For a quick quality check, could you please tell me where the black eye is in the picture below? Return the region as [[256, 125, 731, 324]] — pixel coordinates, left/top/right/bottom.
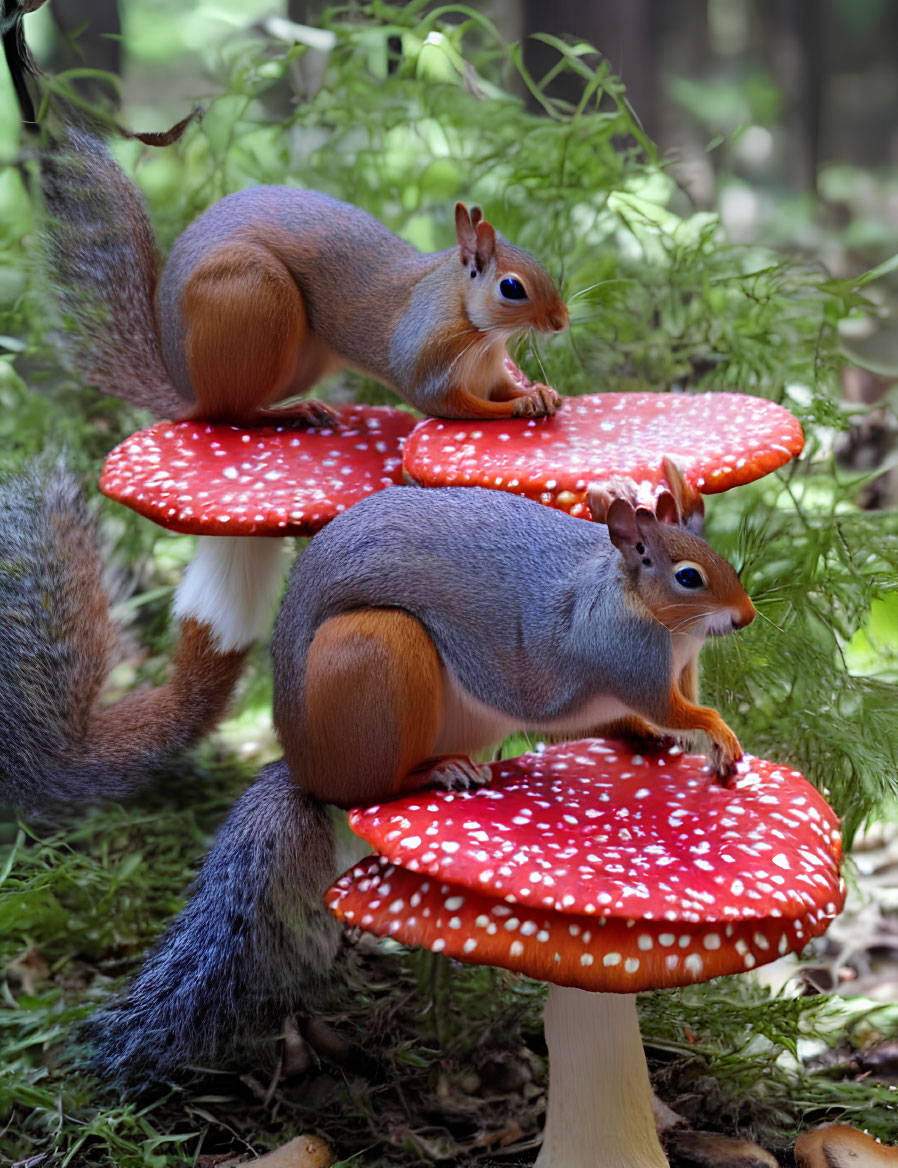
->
[[499, 277, 527, 300], [675, 566, 705, 589]]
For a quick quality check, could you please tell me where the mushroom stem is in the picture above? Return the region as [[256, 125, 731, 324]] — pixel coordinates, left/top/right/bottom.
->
[[535, 986, 668, 1168], [173, 534, 289, 651]]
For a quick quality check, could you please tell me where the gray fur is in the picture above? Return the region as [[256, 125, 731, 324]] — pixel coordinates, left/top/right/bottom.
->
[[39, 129, 183, 417], [0, 460, 121, 809], [273, 485, 673, 728], [157, 186, 436, 398], [83, 760, 342, 1088], [0, 460, 240, 810], [0, 463, 345, 1087]]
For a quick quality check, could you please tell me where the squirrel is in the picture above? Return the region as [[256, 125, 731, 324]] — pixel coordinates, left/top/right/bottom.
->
[[5, 8, 568, 426], [67, 481, 755, 1087]]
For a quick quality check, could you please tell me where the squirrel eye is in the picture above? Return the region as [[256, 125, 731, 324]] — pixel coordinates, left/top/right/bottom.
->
[[499, 277, 527, 300], [675, 564, 705, 589]]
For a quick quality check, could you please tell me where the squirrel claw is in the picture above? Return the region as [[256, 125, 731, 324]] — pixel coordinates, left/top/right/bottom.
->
[[255, 398, 342, 429], [511, 384, 562, 419], [425, 756, 492, 791], [708, 738, 743, 784]]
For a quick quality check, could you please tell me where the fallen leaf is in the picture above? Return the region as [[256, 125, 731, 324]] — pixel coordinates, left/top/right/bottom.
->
[[249, 1135, 333, 1168], [664, 1129, 778, 1168], [795, 1124, 898, 1167]]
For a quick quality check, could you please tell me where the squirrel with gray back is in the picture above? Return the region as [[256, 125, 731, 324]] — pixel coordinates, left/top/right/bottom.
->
[[77, 481, 754, 1087], [6, 1, 568, 426]]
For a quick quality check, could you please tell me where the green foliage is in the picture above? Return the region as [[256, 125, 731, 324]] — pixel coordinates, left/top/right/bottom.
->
[[703, 463, 898, 842], [640, 979, 898, 1146], [1, 1, 897, 1164]]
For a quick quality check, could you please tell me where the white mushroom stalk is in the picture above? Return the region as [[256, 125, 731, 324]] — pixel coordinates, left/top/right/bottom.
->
[[536, 987, 668, 1168]]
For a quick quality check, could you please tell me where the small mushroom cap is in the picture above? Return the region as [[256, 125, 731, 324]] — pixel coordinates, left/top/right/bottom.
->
[[100, 406, 416, 536], [402, 392, 804, 517], [326, 741, 844, 993]]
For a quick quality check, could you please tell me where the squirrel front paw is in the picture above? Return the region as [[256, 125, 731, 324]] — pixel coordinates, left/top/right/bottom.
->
[[707, 725, 743, 781], [511, 384, 562, 418]]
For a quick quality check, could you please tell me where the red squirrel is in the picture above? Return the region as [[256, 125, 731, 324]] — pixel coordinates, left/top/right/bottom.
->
[[14, 37, 568, 428], [271, 482, 755, 811]]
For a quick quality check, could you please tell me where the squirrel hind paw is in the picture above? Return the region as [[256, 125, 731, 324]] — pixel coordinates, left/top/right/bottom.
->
[[424, 756, 492, 791], [255, 398, 342, 429]]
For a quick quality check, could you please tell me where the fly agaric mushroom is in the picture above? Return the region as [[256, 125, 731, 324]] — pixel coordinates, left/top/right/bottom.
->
[[100, 404, 415, 536], [326, 740, 844, 1168], [402, 392, 804, 518]]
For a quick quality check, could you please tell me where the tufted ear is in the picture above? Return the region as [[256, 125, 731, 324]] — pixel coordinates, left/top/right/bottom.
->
[[455, 202, 497, 271], [605, 498, 644, 568], [661, 456, 704, 536]]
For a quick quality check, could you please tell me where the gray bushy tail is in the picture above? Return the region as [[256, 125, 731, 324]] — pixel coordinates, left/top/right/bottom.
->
[[0, 461, 118, 809], [82, 759, 344, 1088], [4, 0, 183, 418], [38, 128, 185, 418], [0, 462, 249, 811]]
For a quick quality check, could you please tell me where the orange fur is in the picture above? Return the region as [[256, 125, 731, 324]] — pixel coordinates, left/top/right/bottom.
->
[[285, 609, 445, 809], [87, 618, 250, 764], [656, 683, 743, 771], [443, 382, 561, 420], [678, 656, 699, 704], [181, 243, 307, 423]]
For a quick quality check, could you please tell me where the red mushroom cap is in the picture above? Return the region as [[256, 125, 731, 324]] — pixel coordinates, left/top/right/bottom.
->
[[326, 741, 844, 993], [100, 405, 416, 536], [402, 393, 804, 517]]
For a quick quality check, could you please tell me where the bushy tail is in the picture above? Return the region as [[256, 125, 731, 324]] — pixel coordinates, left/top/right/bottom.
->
[[0, 462, 251, 811], [82, 759, 346, 1088], [38, 128, 186, 418], [3, 0, 185, 418]]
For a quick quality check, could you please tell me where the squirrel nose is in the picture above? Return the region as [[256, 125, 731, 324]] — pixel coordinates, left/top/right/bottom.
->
[[731, 599, 756, 630], [548, 307, 569, 332]]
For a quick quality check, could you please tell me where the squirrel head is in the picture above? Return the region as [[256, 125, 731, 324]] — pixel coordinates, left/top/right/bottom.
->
[[454, 203, 569, 337], [588, 491, 756, 639]]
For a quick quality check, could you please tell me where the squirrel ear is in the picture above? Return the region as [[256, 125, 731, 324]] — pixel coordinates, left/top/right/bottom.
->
[[661, 456, 705, 536], [475, 218, 497, 268], [654, 491, 680, 527], [455, 202, 478, 266], [609, 503, 669, 570], [606, 498, 644, 567], [586, 487, 613, 525], [469, 205, 484, 228]]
